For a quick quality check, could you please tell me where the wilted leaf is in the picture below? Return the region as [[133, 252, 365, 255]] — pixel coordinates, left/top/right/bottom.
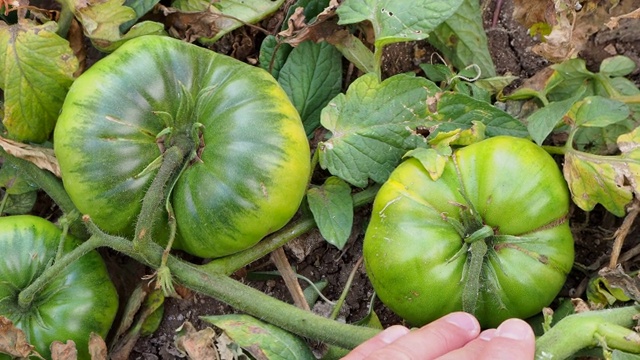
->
[[62, 0, 135, 41], [563, 127, 640, 216], [278, 41, 342, 136], [318, 73, 439, 187], [50, 340, 77, 360], [0, 136, 60, 176], [0, 20, 78, 143], [88, 333, 107, 360], [171, 0, 285, 44], [428, 0, 495, 78], [336, 0, 463, 47], [175, 322, 219, 360], [202, 314, 315, 360], [307, 176, 353, 249], [0, 316, 37, 358]]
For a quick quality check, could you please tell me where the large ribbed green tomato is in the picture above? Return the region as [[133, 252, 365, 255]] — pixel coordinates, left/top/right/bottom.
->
[[0, 215, 118, 360], [364, 136, 574, 328], [54, 35, 310, 258]]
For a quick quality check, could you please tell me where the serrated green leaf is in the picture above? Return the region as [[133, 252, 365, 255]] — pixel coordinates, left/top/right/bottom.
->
[[173, 0, 285, 44], [436, 93, 528, 138], [563, 127, 640, 216], [0, 21, 78, 143], [307, 176, 353, 250], [279, 41, 342, 136], [259, 35, 293, 79], [203, 314, 315, 360], [428, 0, 495, 78], [318, 73, 439, 187], [600, 56, 637, 78], [573, 96, 630, 127], [527, 90, 584, 145], [0, 163, 38, 195], [336, 0, 463, 47], [2, 191, 36, 215]]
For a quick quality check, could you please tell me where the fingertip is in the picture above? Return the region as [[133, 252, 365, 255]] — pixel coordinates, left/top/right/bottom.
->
[[495, 318, 535, 341], [442, 311, 481, 336], [378, 325, 411, 344]]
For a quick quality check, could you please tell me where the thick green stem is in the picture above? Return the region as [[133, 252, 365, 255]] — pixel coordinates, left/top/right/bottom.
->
[[18, 235, 103, 309], [202, 184, 381, 275], [535, 305, 640, 359], [103, 234, 380, 349], [462, 239, 488, 314]]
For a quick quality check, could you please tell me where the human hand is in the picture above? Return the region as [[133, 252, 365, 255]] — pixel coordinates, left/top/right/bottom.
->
[[342, 312, 535, 360]]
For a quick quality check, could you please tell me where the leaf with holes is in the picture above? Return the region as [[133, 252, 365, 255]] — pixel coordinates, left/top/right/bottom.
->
[[336, 0, 463, 47], [318, 73, 439, 187]]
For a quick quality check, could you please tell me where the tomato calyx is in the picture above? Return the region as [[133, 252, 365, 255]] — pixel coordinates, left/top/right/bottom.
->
[[443, 200, 504, 317]]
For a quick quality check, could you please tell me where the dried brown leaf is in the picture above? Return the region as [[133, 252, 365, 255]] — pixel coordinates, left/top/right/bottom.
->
[[606, 7, 640, 29], [175, 322, 219, 360], [50, 340, 77, 360], [68, 18, 87, 76], [88, 333, 107, 360], [0, 135, 60, 177], [512, 0, 555, 28], [598, 266, 640, 302], [279, 0, 341, 46], [160, 5, 222, 43], [0, 316, 39, 358]]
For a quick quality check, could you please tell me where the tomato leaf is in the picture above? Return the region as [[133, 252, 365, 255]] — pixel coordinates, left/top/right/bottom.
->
[[527, 91, 584, 145], [279, 41, 342, 136], [2, 191, 37, 215], [307, 176, 353, 250], [172, 0, 286, 44], [259, 35, 293, 79], [62, 0, 136, 41], [336, 0, 463, 47], [563, 127, 640, 216], [0, 21, 77, 143], [0, 163, 38, 195], [428, 0, 496, 77], [573, 96, 630, 128], [599, 55, 637, 78], [318, 73, 439, 187], [50, 340, 77, 360], [202, 314, 315, 360], [436, 93, 528, 138]]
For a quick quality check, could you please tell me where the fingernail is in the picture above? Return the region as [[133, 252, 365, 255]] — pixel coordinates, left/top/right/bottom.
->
[[379, 325, 410, 344], [444, 312, 480, 334], [479, 329, 497, 341], [495, 319, 533, 341]]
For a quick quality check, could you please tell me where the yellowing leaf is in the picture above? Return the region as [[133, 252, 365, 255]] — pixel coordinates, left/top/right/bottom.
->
[[65, 0, 136, 41], [564, 127, 640, 216], [0, 21, 78, 143]]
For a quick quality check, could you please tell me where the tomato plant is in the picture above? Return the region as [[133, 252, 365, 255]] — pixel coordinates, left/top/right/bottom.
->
[[0, 215, 118, 359], [363, 136, 575, 328], [53, 35, 310, 258]]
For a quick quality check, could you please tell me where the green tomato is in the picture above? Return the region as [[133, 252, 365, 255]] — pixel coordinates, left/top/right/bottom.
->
[[0, 215, 118, 359], [364, 136, 574, 328], [54, 35, 310, 258]]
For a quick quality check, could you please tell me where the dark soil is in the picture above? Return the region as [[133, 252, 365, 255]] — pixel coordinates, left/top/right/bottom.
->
[[119, 1, 640, 359]]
